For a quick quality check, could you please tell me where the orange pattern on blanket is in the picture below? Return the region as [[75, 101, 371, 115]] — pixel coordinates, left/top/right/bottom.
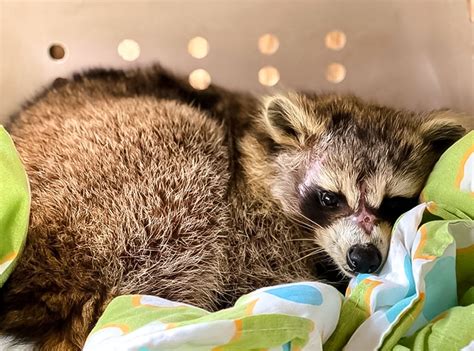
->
[[455, 144, 474, 195], [231, 319, 243, 342], [245, 299, 259, 315], [213, 319, 244, 351], [457, 244, 474, 255], [426, 201, 438, 213], [431, 310, 448, 323], [414, 292, 426, 315], [363, 279, 383, 315], [413, 226, 437, 261], [166, 322, 177, 330], [100, 323, 129, 334], [131, 295, 186, 310], [0, 252, 16, 265], [131, 295, 142, 307]]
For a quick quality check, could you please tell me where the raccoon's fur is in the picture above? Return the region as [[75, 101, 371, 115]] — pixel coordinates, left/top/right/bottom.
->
[[0, 65, 467, 350]]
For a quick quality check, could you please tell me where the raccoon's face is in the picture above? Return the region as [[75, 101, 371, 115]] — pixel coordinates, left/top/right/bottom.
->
[[261, 93, 465, 277]]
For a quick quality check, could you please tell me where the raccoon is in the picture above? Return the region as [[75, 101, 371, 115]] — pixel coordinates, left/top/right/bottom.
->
[[0, 65, 466, 350]]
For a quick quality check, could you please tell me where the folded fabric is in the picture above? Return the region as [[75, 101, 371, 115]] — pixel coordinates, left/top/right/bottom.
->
[[83, 282, 342, 351], [0, 126, 30, 288]]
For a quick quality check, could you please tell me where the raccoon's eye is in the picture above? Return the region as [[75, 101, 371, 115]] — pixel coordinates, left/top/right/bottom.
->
[[320, 191, 339, 207], [378, 196, 419, 223]]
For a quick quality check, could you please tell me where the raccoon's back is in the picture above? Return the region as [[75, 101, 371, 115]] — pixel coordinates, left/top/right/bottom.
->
[[7, 93, 232, 308]]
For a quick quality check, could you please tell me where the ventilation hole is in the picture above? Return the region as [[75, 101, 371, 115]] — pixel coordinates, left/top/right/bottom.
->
[[258, 33, 279, 55], [325, 30, 347, 51], [258, 66, 280, 86], [188, 36, 209, 59], [326, 63, 346, 83], [117, 39, 140, 61], [189, 69, 211, 90], [49, 44, 66, 60], [52, 77, 68, 88]]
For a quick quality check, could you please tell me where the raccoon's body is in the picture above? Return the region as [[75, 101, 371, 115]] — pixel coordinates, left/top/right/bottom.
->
[[0, 67, 313, 350], [0, 65, 466, 350]]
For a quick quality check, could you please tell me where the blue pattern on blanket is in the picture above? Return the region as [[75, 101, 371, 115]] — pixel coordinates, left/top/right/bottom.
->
[[265, 284, 323, 305], [423, 256, 457, 321], [404, 254, 416, 296], [386, 295, 416, 323]]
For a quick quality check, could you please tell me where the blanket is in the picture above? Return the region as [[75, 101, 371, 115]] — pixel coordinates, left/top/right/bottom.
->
[[0, 125, 472, 350], [0, 126, 30, 288], [83, 131, 474, 351]]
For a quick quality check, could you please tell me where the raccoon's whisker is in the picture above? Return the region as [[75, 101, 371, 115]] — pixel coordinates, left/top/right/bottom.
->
[[313, 255, 335, 265], [323, 256, 337, 263], [285, 204, 323, 230], [332, 273, 351, 284], [287, 204, 323, 229], [325, 266, 342, 273], [336, 274, 349, 282], [286, 214, 316, 231], [301, 215, 322, 229], [289, 249, 322, 266], [286, 215, 315, 231], [298, 246, 326, 254], [288, 238, 317, 242], [298, 214, 323, 230], [299, 249, 326, 257]]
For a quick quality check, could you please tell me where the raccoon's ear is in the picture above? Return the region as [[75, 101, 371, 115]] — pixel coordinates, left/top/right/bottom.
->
[[262, 94, 319, 147], [420, 111, 466, 153]]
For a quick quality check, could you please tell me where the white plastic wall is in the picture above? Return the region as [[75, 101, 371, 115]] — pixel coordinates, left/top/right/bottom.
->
[[0, 0, 473, 123]]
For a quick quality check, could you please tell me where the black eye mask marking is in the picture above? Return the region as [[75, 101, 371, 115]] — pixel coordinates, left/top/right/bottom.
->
[[299, 188, 349, 227], [377, 196, 419, 223]]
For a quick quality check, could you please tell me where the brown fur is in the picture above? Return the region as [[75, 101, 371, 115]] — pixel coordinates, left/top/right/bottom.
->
[[0, 65, 467, 350]]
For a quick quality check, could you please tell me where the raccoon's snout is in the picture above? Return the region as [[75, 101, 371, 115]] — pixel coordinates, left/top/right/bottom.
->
[[346, 244, 382, 274]]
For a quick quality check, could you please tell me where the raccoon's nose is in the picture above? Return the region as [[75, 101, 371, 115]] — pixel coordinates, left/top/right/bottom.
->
[[346, 244, 382, 274]]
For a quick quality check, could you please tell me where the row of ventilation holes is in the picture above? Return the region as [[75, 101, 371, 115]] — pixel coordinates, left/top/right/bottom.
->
[[48, 31, 347, 90]]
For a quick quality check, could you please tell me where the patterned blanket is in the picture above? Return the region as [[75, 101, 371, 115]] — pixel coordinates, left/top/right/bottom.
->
[[0, 126, 29, 288], [1, 127, 472, 351]]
